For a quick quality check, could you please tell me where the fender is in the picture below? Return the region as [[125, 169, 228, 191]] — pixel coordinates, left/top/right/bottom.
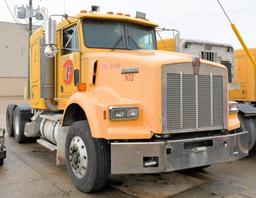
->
[[238, 103, 256, 117], [62, 90, 153, 140], [62, 91, 105, 138]]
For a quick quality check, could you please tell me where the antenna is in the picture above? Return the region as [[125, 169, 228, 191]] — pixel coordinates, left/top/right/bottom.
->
[[64, 0, 67, 14], [216, 0, 232, 24], [216, 0, 256, 67]]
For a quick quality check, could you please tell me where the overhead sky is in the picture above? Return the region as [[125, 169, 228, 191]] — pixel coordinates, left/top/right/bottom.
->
[[1, 0, 255, 48]]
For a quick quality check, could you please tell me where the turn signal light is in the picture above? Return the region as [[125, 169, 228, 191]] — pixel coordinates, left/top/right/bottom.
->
[[77, 83, 87, 92]]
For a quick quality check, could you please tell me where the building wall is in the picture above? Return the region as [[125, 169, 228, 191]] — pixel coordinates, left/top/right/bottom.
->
[[0, 21, 28, 97], [0, 78, 26, 97]]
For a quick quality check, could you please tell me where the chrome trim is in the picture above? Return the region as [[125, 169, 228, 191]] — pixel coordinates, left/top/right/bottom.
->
[[180, 71, 183, 128], [162, 72, 168, 131], [210, 73, 213, 126], [111, 131, 248, 174], [162, 63, 228, 134], [168, 126, 225, 134], [195, 74, 198, 129]]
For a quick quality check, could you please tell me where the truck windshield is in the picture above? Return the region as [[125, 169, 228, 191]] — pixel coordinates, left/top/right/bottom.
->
[[83, 19, 157, 50]]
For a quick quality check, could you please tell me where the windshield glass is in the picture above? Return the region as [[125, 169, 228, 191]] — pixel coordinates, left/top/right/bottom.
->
[[83, 19, 157, 50]]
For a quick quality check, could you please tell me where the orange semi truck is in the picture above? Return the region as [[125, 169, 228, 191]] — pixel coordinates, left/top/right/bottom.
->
[[5, 7, 248, 192], [229, 49, 256, 151]]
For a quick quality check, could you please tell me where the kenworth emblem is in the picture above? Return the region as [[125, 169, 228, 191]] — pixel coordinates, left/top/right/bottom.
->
[[121, 67, 139, 74], [192, 56, 200, 75]]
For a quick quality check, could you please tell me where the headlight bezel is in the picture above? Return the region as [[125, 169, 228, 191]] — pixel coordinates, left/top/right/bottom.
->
[[109, 106, 139, 121]]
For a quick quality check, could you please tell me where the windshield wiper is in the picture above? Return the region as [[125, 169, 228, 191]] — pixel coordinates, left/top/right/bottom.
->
[[127, 36, 141, 50], [111, 35, 141, 50], [111, 36, 124, 50]]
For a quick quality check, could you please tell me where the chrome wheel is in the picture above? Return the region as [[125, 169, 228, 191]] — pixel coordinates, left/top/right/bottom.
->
[[69, 136, 88, 179]]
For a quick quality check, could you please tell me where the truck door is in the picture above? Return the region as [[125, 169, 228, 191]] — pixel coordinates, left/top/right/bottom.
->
[[58, 24, 80, 105]]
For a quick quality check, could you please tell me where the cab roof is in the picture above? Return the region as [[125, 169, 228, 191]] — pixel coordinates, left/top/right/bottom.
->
[[57, 11, 158, 29]]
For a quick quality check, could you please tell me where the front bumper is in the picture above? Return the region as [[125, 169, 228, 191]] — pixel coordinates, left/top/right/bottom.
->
[[111, 131, 248, 174]]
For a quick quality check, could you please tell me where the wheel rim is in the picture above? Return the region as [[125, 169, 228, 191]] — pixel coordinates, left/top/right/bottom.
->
[[14, 113, 20, 136], [69, 136, 88, 179]]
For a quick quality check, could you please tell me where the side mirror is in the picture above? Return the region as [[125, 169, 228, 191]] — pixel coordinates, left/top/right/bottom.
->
[[44, 18, 57, 58]]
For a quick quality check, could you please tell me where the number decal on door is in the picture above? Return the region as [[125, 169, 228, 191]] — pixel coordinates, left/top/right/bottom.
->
[[125, 74, 134, 81]]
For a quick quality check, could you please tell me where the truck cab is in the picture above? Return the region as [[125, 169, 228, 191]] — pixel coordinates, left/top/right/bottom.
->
[[6, 8, 248, 193]]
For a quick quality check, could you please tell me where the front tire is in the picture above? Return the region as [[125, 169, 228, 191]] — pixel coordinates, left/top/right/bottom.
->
[[65, 121, 110, 193], [0, 159, 3, 166]]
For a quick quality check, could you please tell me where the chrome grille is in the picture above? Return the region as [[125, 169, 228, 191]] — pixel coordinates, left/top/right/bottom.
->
[[213, 76, 224, 126], [163, 63, 226, 134]]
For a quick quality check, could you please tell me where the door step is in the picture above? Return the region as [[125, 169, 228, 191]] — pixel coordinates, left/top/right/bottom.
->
[[37, 139, 57, 151]]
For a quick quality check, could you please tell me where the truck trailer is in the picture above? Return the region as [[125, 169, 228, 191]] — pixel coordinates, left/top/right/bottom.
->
[[229, 48, 256, 152], [5, 7, 248, 192]]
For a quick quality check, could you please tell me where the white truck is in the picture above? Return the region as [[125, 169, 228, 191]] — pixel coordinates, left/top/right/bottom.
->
[[157, 29, 235, 83]]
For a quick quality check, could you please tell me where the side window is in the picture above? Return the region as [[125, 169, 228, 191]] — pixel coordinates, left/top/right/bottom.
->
[[62, 25, 79, 55]]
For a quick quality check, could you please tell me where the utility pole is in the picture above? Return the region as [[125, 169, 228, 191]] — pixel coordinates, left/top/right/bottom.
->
[[27, 0, 32, 98], [28, 0, 33, 37], [16, 1, 44, 99]]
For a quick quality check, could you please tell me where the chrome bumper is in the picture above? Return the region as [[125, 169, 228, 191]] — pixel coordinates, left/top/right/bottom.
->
[[111, 131, 248, 174]]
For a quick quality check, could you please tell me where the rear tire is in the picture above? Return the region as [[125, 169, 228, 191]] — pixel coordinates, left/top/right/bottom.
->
[[6, 104, 16, 137], [65, 121, 110, 193], [13, 107, 32, 143]]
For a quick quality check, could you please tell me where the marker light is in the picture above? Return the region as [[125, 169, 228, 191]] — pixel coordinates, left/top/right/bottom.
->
[[229, 101, 239, 113]]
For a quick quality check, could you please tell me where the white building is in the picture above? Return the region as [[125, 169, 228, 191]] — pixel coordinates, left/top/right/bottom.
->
[[0, 21, 28, 97]]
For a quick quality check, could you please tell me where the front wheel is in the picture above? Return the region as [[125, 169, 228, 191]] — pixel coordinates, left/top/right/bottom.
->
[[65, 121, 110, 193], [0, 159, 3, 166]]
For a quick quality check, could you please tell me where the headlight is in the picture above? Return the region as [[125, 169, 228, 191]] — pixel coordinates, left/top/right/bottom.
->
[[109, 106, 139, 120], [229, 101, 239, 113]]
